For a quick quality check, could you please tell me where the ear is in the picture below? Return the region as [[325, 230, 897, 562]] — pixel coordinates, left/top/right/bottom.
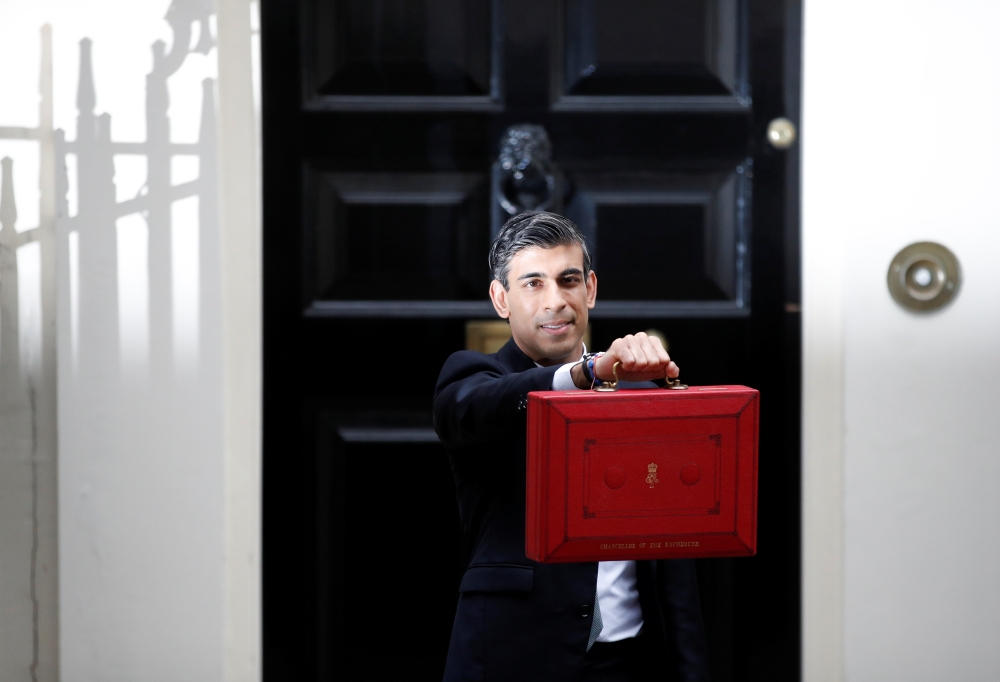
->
[[489, 280, 510, 319], [586, 270, 597, 309]]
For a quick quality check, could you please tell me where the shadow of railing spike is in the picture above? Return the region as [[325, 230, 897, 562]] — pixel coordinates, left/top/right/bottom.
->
[[77, 38, 96, 117], [0, 157, 17, 230]]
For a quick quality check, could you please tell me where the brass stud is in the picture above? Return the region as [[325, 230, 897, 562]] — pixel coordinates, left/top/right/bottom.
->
[[767, 117, 797, 149]]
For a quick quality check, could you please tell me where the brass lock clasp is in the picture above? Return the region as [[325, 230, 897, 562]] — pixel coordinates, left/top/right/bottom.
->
[[665, 375, 688, 390]]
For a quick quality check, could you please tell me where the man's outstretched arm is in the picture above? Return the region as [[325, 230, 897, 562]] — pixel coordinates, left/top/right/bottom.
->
[[433, 350, 558, 448]]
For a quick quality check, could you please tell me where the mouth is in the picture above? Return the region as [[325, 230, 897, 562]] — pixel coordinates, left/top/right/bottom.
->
[[540, 321, 573, 336]]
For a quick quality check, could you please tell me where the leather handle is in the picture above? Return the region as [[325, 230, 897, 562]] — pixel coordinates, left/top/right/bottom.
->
[[592, 362, 689, 391]]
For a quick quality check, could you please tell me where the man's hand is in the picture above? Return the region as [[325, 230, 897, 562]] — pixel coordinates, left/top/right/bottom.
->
[[595, 332, 678, 384]]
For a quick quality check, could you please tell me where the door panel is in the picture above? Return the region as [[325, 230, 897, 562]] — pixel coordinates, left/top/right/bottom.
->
[[263, 0, 801, 679], [566, 166, 750, 306], [555, 0, 748, 109], [306, 171, 490, 303], [304, 0, 503, 109], [315, 418, 462, 680]]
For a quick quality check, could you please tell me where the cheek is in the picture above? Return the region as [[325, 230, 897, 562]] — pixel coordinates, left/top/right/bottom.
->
[[510, 294, 535, 317], [510, 302, 540, 334]]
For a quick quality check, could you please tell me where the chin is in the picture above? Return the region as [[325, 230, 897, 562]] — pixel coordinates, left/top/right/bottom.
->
[[540, 336, 580, 361]]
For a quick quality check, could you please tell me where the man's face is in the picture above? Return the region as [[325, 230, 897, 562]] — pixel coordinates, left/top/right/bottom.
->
[[489, 243, 597, 366]]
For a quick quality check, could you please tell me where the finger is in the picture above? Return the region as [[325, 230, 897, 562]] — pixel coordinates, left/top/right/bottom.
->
[[647, 335, 672, 364], [598, 340, 628, 378], [617, 343, 637, 371], [605, 338, 626, 367], [666, 361, 679, 379], [628, 338, 649, 370], [615, 336, 635, 369], [637, 336, 664, 369]]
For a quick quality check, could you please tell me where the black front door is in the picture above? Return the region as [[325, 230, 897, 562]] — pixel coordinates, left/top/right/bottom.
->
[[262, 1, 801, 680]]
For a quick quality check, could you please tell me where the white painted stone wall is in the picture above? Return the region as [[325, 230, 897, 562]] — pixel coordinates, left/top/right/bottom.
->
[[803, 0, 1000, 680], [0, 1, 260, 680]]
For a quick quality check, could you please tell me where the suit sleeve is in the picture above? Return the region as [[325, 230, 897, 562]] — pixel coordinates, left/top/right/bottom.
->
[[433, 350, 559, 448]]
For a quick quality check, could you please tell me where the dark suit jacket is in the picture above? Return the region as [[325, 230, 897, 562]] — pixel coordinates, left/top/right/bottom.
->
[[433, 337, 710, 682]]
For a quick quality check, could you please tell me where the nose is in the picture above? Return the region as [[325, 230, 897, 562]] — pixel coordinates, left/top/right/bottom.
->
[[543, 282, 567, 312]]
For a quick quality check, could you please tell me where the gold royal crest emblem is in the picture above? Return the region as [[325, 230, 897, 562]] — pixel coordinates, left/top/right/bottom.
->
[[646, 462, 659, 488]]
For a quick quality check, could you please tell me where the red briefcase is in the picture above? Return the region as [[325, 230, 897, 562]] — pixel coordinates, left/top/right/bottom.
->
[[525, 381, 759, 563]]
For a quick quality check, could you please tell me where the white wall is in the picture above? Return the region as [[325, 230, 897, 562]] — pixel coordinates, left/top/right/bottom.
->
[[0, 0, 260, 680], [803, 0, 1000, 680]]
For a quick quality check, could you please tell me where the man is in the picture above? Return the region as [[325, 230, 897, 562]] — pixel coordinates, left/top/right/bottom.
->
[[433, 212, 710, 682]]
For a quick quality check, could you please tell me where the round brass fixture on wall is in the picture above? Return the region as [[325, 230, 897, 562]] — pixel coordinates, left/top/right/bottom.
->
[[887, 242, 961, 312], [766, 117, 797, 149]]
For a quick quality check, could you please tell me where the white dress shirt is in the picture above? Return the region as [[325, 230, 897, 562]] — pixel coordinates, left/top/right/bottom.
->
[[543, 349, 645, 642]]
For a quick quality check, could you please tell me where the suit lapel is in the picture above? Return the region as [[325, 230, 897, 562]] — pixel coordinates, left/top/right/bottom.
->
[[497, 336, 538, 373]]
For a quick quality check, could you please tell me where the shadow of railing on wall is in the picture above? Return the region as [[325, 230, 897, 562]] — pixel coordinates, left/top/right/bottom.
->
[[59, 11, 219, 382], [0, 3, 219, 675], [0, 22, 57, 680]]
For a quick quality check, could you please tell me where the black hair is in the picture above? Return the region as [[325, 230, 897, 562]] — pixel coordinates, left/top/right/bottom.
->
[[488, 211, 592, 290]]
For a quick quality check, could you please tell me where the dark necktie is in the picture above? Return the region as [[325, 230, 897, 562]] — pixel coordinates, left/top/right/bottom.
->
[[586, 590, 603, 651]]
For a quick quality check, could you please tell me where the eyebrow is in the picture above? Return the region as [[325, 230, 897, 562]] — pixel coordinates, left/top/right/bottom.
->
[[517, 267, 584, 281]]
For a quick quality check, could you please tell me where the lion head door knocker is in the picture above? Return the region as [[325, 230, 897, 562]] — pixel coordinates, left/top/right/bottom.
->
[[646, 463, 659, 488], [496, 124, 557, 215]]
